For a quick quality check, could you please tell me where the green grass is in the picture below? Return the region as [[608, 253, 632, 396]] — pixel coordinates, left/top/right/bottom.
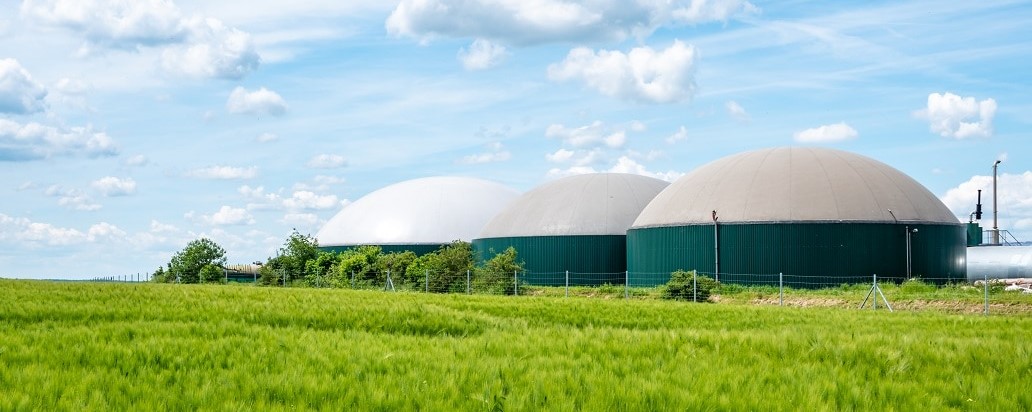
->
[[1, 279, 1030, 410]]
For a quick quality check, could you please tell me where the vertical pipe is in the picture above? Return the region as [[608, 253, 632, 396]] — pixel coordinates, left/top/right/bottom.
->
[[565, 270, 569, 298], [513, 270, 518, 296], [906, 225, 911, 279], [873, 274, 877, 310], [779, 272, 783, 306], [993, 160, 1000, 245], [713, 221, 720, 282]]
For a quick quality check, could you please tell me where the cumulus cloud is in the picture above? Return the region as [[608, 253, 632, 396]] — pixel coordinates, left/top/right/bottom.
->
[[0, 119, 118, 161], [546, 121, 627, 149], [160, 17, 261, 79], [726, 100, 749, 122], [199, 205, 254, 226], [0, 213, 113, 245], [915, 92, 997, 139], [461, 141, 511, 164], [0, 58, 47, 114], [941, 171, 1032, 237], [21, 0, 260, 79], [545, 148, 575, 163], [386, 0, 758, 45], [282, 191, 342, 211], [306, 154, 347, 169], [546, 156, 682, 182], [124, 154, 148, 167], [665, 126, 688, 144], [44, 185, 101, 211], [91, 176, 136, 196], [793, 122, 858, 143], [458, 38, 508, 70], [281, 212, 320, 227], [186, 165, 258, 179], [226, 87, 287, 116], [548, 40, 697, 103]]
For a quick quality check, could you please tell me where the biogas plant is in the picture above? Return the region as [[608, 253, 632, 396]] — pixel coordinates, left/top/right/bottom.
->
[[316, 147, 1027, 287]]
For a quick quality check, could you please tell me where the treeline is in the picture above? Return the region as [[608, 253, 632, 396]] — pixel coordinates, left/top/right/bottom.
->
[[152, 231, 523, 293]]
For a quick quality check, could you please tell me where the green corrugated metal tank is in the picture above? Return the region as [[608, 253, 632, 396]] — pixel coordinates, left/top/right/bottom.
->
[[474, 173, 668, 285], [316, 177, 520, 255], [627, 147, 966, 287]]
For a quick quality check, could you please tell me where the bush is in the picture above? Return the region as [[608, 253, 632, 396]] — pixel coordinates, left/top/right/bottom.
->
[[662, 270, 718, 302], [199, 264, 224, 284], [898, 278, 936, 294], [473, 247, 523, 295]]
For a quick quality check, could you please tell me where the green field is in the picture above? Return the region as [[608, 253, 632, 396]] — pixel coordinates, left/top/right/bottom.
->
[[1, 280, 1030, 410]]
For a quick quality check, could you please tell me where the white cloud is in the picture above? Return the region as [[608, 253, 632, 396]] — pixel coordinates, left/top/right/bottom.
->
[[0, 213, 87, 245], [665, 126, 688, 144], [87, 222, 127, 240], [548, 40, 697, 103], [546, 148, 575, 163], [45, 185, 102, 211], [256, 132, 278, 142], [307, 154, 347, 169], [91, 176, 137, 196], [546, 121, 627, 149], [941, 172, 1032, 238], [150, 220, 179, 233], [608, 156, 684, 182], [187, 165, 258, 179], [0, 58, 47, 114], [386, 0, 757, 45], [201, 205, 254, 226], [915, 92, 997, 139], [461, 141, 511, 164], [458, 38, 508, 70], [22, 0, 260, 79], [226, 87, 287, 116], [793, 122, 858, 143], [0, 119, 118, 161], [160, 17, 261, 79], [124, 154, 149, 167], [726, 100, 749, 122], [282, 191, 341, 210]]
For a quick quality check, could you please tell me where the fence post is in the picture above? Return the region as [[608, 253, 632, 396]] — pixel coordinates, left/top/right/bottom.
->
[[693, 271, 698, 303], [984, 272, 989, 316], [466, 269, 471, 294], [565, 270, 569, 298], [624, 271, 629, 299], [514, 270, 518, 296], [425, 269, 429, 293], [779, 272, 784, 306]]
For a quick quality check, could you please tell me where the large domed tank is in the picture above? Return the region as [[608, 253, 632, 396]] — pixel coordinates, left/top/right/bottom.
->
[[627, 147, 965, 286], [317, 177, 519, 255], [474, 173, 668, 285]]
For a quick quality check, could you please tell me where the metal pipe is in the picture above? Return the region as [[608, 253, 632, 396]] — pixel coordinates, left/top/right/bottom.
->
[[712, 210, 719, 282], [993, 160, 1001, 245]]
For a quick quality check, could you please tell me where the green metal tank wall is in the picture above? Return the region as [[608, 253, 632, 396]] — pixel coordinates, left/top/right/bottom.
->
[[626, 222, 966, 287], [319, 244, 444, 256], [473, 235, 627, 286]]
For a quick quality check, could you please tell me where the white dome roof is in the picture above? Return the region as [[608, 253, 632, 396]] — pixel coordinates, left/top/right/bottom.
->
[[633, 147, 959, 228], [478, 173, 669, 238], [317, 177, 519, 246]]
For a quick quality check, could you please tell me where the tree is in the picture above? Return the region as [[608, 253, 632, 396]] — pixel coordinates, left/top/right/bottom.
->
[[152, 266, 168, 283], [278, 230, 319, 283], [167, 238, 227, 284], [473, 247, 524, 295]]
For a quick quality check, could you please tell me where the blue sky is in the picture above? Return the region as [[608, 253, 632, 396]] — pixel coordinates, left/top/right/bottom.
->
[[2, 0, 1031, 279]]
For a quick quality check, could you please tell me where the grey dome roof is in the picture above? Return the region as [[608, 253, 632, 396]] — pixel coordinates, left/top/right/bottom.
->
[[478, 173, 669, 238], [632, 147, 960, 228], [317, 177, 519, 246]]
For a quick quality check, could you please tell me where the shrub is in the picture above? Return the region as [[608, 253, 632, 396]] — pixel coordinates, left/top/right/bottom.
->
[[662, 270, 718, 302]]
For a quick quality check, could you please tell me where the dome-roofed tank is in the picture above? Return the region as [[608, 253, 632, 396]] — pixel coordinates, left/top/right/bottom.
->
[[627, 147, 965, 286], [474, 173, 669, 285], [317, 176, 519, 254]]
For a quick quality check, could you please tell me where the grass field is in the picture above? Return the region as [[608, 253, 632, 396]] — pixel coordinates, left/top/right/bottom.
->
[[1, 279, 1030, 410]]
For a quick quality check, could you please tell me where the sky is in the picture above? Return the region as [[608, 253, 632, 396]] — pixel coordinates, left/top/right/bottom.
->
[[2, 0, 1031, 279]]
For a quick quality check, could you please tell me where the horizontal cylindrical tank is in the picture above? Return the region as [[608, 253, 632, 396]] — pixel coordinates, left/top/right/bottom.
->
[[967, 246, 1032, 281]]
